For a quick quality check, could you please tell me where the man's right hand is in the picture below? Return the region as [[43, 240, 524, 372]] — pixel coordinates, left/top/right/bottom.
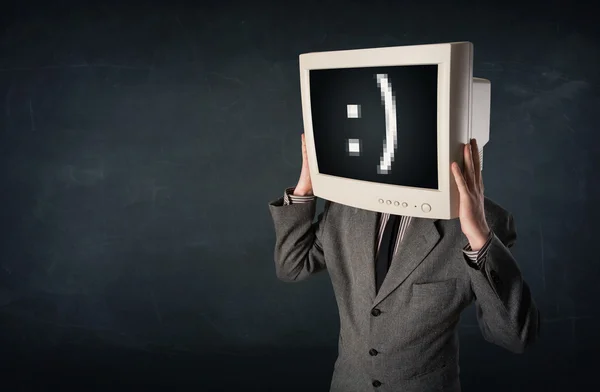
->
[[293, 133, 313, 196]]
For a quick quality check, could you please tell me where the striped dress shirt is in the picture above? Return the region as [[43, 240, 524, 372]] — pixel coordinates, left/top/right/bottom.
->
[[283, 187, 492, 267]]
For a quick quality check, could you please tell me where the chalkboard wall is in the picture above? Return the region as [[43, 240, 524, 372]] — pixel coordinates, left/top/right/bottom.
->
[[1, 0, 598, 390]]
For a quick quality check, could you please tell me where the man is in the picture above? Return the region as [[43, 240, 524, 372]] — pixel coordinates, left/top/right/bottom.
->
[[268, 133, 540, 391]]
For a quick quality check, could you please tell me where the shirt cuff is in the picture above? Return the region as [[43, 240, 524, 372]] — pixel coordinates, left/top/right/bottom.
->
[[462, 230, 494, 266], [283, 187, 315, 205]]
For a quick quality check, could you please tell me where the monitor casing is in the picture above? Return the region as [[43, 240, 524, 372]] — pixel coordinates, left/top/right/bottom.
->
[[299, 41, 490, 220]]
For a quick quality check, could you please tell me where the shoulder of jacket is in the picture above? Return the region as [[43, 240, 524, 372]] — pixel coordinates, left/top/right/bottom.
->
[[484, 196, 512, 226]]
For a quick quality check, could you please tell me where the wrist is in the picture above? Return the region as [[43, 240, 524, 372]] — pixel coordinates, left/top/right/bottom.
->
[[467, 229, 491, 251], [292, 186, 313, 196]]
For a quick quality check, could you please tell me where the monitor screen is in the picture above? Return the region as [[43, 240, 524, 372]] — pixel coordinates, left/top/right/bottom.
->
[[309, 64, 439, 190]]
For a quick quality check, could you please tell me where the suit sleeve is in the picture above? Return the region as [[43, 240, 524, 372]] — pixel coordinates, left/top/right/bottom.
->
[[467, 213, 541, 353], [268, 188, 330, 282]]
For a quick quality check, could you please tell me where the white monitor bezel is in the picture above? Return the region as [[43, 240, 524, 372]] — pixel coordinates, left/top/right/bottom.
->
[[298, 42, 473, 220]]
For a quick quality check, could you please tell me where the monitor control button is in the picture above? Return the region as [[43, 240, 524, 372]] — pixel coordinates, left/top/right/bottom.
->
[[386, 200, 392, 205], [378, 199, 384, 204], [402, 202, 408, 208], [394, 201, 399, 206], [421, 203, 432, 213]]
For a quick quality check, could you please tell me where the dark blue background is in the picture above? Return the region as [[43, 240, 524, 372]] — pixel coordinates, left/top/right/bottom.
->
[[311, 65, 438, 189], [0, 0, 598, 390]]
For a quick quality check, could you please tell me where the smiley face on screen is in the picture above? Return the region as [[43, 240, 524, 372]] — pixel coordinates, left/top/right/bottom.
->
[[346, 74, 398, 175], [309, 65, 440, 189]]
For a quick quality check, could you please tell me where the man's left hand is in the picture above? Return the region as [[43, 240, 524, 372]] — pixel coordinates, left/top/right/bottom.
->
[[451, 138, 491, 251]]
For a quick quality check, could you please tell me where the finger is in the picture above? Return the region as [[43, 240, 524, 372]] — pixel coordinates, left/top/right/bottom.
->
[[451, 162, 469, 197], [463, 142, 475, 189], [301, 133, 307, 161], [301, 134, 311, 174], [470, 138, 483, 189]]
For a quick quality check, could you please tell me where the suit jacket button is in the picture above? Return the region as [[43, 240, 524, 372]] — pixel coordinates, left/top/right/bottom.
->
[[371, 308, 381, 317], [372, 380, 382, 387], [369, 348, 379, 356]]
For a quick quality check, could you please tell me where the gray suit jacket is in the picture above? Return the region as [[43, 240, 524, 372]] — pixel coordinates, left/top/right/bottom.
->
[[268, 195, 540, 392]]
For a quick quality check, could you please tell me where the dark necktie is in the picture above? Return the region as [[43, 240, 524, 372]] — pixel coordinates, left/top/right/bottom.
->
[[375, 214, 401, 294]]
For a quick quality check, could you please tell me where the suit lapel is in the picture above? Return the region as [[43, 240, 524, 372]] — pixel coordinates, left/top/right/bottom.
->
[[373, 216, 441, 305], [348, 208, 379, 303]]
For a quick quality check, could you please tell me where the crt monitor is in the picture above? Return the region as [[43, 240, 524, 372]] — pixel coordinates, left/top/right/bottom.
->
[[299, 41, 490, 220]]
